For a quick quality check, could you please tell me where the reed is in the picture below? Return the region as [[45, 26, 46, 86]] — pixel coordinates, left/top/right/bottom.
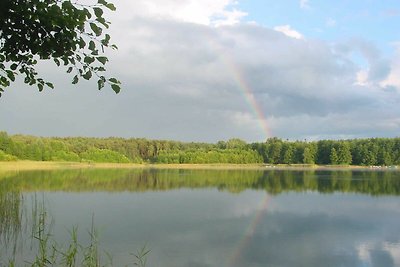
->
[[1, 194, 150, 267]]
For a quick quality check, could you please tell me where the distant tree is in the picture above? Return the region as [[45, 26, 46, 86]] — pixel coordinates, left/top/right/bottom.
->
[[226, 138, 247, 149], [81, 148, 130, 163], [0, 150, 17, 161], [282, 145, 294, 164], [316, 140, 335, 164], [336, 142, 352, 165], [266, 138, 283, 164], [0, 0, 121, 96], [330, 147, 339, 165], [216, 140, 227, 149], [0, 131, 14, 154], [303, 146, 316, 164]]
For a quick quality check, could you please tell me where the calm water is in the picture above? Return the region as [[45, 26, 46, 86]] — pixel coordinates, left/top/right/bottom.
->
[[1, 168, 400, 267]]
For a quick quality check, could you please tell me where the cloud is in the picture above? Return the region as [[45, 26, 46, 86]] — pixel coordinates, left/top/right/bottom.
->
[[300, 0, 310, 9], [381, 43, 400, 91], [273, 25, 304, 39], [326, 18, 336, 27], [109, 0, 246, 26], [381, 9, 400, 17], [0, 0, 399, 142], [355, 69, 369, 86]]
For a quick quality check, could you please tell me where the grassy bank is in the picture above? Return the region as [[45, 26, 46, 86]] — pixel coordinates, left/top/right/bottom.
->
[[0, 161, 271, 172], [0, 160, 145, 172], [0, 160, 387, 172]]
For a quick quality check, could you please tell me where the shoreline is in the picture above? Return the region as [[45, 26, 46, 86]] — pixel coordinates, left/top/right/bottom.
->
[[0, 160, 396, 172]]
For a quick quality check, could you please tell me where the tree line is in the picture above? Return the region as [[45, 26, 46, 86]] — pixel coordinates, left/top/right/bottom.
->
[[0, 131, 400, 165]]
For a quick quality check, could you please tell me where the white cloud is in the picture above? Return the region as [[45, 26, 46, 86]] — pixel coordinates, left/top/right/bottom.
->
[[355, 69, 369, 86], [326, 18, 336, 27], [212, 9, 248, 27], [273, 25, 304, 39], [381, 43, 400, 90], [110, 0, 246, 26], [300, 0, 310, 9]]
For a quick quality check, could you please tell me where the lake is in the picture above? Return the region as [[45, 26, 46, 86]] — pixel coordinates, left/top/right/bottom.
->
[[1, 168, 400, 267]]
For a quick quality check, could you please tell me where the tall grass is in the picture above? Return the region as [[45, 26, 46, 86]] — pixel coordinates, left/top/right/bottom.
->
[[1, 194, 150, 267]]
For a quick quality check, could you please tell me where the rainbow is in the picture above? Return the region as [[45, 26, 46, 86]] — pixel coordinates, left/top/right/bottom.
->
[[205, 29, 272, 140], [208, 34, 273, 140], [226, 194, 271, 267], [206, 30, 273, 267], [227, 60, 273, 140]]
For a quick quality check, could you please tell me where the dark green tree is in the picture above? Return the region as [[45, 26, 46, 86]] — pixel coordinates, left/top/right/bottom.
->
[[0, 0, 121, 96], [303, 145, 316, 164], [336, 142, 352, 165], [226, 138, 247, 149], [282, 144, 294, 164], [266, 138, 282, 164], [329, 147, 339, 165]]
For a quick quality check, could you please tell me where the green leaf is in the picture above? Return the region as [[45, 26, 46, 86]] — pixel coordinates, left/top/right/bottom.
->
[[106, 3, 116, 11], [111, 84, 120, 93], [54, 58, 60, 66], [79, 38, 86, 49], [72, 75, 79, 84], [0, 76, 9, 86], [108, 77, 119, 84], [94, 7, 103, 17], [46, 82, 54, 89], [98, 0, 107, 5], [83, 8, 92, 19], [84, 56, 95, 64], [10, 63, 18, 70], [90, 23, 102, 36], [96, 17, 109, 28], [96, 57, 108, 65], [101, 34, 111, 45], [97, 79, 105, 90], [37, 83, 44, 92], [83, 71, 92, 80], [89, 40, 96, 51], [67, 67, 73, 73], [6, 70, 15, 82]]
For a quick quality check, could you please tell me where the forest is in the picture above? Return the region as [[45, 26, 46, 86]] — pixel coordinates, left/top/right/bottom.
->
[[0, 131, 400, 166]]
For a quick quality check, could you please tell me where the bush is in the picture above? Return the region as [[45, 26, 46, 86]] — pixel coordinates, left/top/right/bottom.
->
[[0, 150, 17, 161], [81, 148, 130, 163]]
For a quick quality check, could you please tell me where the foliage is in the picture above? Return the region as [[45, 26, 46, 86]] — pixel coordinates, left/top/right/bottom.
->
[[0, 150, 17, 161], [81, 148, 130, 163], [255, 137, 400, 166], [1, 131, 400, 166], [0, 0, 121, 96], [329, 147, 339, 165], [336, 142, 352, 165], [155, 148, 263, 164]]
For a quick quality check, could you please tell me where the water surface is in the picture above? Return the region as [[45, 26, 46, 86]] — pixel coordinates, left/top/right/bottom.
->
[[1, 168, 400, 267]]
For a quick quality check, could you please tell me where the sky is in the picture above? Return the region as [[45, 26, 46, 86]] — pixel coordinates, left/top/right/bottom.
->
[[1, 0, 400, 142]]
